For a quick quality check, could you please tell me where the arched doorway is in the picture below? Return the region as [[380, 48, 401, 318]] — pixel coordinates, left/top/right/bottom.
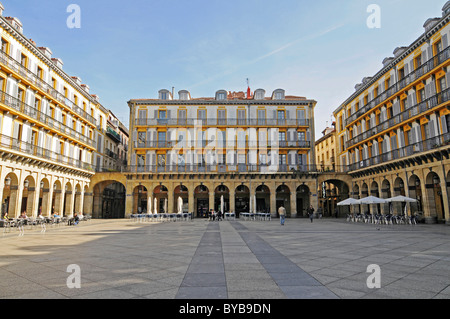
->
[[174, 185, 188, 214], [296, 184, 310, 217], [22, 175, 36, 216], [52, 180, 62, 216], [215, 184, 229, 215], [2, 172, 19, 218], [276, 184, 291, 217], [255, 184, 270, 214], [235, 184, 249, 217], [152, 185, 167, 214], [426, 172, 444, 222], [92, 181, 126, 219], [408, 175, 422, 215], [133, 185, 148, 214], [194, 184, 209, 218]]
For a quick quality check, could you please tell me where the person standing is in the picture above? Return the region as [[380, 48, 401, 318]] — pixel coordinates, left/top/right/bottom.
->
[[308, 205, 315, 223], [278, 205, 286, 226]]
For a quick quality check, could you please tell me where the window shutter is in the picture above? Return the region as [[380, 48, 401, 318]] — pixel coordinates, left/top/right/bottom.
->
[[443, 34, 449, 49], [441, 115, 448, 134]]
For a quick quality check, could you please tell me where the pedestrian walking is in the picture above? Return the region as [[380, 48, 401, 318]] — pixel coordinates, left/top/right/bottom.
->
[[308, 205, 315, 223], [278, 205, 286, 226]]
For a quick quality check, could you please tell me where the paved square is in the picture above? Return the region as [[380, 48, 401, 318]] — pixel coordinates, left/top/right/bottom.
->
[[1, 218, 450, 299]]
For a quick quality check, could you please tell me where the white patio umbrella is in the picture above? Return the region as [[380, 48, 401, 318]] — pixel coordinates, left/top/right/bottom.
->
[[359, 196, 387, 216], [253, 195, 257, 213], [177, 196, 183, 214], [385, 196, 418, 203], [154, 197, 157, 215], [221, 195, 224, 214], [147, 196, 152, 215], [249, 194, 253, 213], [386, 196, 417, 217], [164, 198, 168, 214], [358, 196, 387, 204], [337, 198, 361, 206]]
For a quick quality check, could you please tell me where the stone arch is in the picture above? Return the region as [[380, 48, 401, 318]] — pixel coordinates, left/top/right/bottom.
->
[[91, 180, 126, 219], [215, 184, 230, 215], [394, 177, 406, 196], [152, 184, 167, 214], [2, 172, 19, 218], [255, 184, 270, 214], [22, 175, 36, 216], [425, 171, 444, 222], [296, 184, 310, 217], [194, 184, 209, 218], [52, 180, 63, 216], [174, 184, 188, 214], [235, 184, 250, 216], [276, 184, 291, 217]]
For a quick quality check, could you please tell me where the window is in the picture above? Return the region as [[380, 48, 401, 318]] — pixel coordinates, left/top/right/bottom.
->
[[258, 109, 266, 125], [1, 38, 8, 53], [414, 56, 422, 70], [160, 92, 168, 100], [279, 154, 286, 165], [37, 66, 43, 79], [419, 88, 426, 103], [138, 132, 146, 146], [298, 131, 305, 141], [178, 109, 187, 125], [237, 109, 246, 125], [20, 54, 27, 68], [277, 110, 285, 124], [218, 109, 226, 125], [439, 77, 447, 92], [158, 131, 166, 147], [434, 40, 443, 55], [216, 92, 227, 100], [398, 68, 405, 81], [158, 110, 166, 119], [157, 154, 166, 167]]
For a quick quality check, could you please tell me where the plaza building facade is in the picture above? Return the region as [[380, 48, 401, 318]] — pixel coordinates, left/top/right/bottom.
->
[[0, 4, 127, 219], [333, 1, 450, 224], [126, 88, 318, 218]]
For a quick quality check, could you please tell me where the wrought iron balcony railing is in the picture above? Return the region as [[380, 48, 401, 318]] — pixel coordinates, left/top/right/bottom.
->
[[0, 133, 94, 172], [0, 50, 97, 125], [346, 87, 450, 149], [135, 118, 310, 127], [0, 90, 96, 148], [345, 45, 450, 127]]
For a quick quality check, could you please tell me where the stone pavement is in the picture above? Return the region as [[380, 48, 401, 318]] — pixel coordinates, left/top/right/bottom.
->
[[0, 217, 450, 299]]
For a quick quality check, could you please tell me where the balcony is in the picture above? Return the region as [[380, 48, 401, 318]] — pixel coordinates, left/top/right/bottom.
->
[[346, 86, 450, 149], [0, 90, 96, 148], [135, 118, 310, 127], [345, 45, 450, 127], [106, 126, 122, 143], [0, 134, 94, 172], [133, 140, 311, 149], [0, 50, 97, 125], [349, 132, 450, 171]]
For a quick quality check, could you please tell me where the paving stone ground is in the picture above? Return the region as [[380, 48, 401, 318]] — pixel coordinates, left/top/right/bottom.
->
[[1, 217, 450, 299]]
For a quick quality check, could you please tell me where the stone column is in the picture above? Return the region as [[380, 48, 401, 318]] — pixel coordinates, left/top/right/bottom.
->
[[168, 182, 174, 214], [270, 182, 277, 218], [290, 190, 297, 218], [229, 186, 235, 214], [188, 182, 195, 215]]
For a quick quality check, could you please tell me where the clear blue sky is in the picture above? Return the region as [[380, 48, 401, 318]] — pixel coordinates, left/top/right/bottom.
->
[[1, 0, 446, 138]]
